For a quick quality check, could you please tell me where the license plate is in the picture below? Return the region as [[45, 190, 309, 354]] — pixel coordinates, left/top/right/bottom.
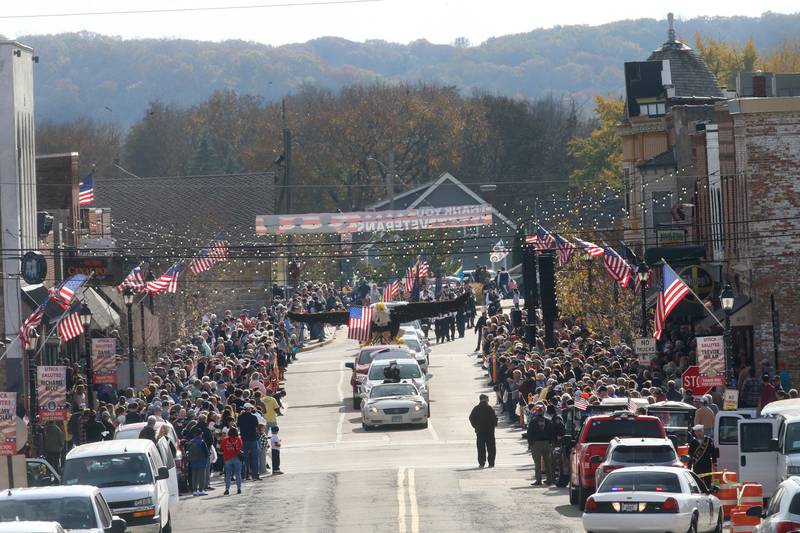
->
[[621, 503, 638, 513], [392, 415, 402, 422]]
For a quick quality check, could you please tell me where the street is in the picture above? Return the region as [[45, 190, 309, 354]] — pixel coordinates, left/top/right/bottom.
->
[[173, 330, 583, 532]]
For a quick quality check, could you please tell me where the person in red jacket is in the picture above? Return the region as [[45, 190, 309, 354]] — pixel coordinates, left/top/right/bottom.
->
[[220, 427, 244, 495]]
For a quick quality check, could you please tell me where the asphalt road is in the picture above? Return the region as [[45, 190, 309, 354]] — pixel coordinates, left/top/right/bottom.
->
[[172, 329, 584, 533]]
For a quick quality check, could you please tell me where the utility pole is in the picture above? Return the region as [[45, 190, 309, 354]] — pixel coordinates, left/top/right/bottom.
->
[[282, 99, 293, 297]]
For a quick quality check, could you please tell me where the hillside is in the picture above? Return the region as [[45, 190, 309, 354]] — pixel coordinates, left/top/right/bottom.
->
[[18, 11, 800, 126]]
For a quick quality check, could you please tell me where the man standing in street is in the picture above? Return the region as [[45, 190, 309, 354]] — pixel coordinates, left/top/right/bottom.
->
[[693, 397, 716, 433], [237, 403, 262, 480], [688, 424, 718, 483], [527, 404, 555, 485], [469, 394, 497, 468]]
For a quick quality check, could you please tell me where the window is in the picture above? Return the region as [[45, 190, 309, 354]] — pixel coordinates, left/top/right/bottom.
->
[[95, 495, 113, 528], [368, 364, 421, 380], [684, 472, 701, 494], [598, 471, 681, 493], [623, 169, 631, 214], [740, 423, 775, 453], [0, 497, 97, 529], [63, 453, 154, 487], [370, 384, 418, 398], [639, 103, 666, 117], [611, 445, 677, 463], [783, 423, 800, 454], [718, 416, 741, 444], [584, 419, 664, 443], [766, 487, 784, 516], [652, 191, 673, 228]]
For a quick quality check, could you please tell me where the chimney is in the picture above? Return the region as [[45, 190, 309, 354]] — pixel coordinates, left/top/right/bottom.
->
[[479, 184, 496, 205], [667, 13, 676, 42]]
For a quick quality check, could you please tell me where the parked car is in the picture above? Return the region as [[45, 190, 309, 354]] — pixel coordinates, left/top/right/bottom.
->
[[63, 439, 174, 533], [400, 334, 429, 372], [0, 522, 65, 533], [582, 466, 723, 533], [360, 382, 428, 430], [568, 411, 666, 509], [593, 437, 684, 488], [0, 485, 126, 533], [114, 421, 187, 494], [753, 475, 800, 533], [345, 345, 408, 408]]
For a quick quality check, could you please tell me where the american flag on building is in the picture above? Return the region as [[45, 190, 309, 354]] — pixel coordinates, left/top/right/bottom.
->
[[116, 266, 145, 292], [653, 262, 691, 340], [190, 249, 215, 274], [574, 238, 604, 257], [51, 274, 89, 310], [347, 306, 374, 342], [78, 172, 94, 206], [554, 234, 576, 266], [58, 310, 84, 342], [18, 304, 45, 349], [383, 278, 400, 302], [603, 246, 632, 288], [145, 263, 183, 295]]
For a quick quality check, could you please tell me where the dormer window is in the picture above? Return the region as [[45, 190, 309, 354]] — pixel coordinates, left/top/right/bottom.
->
[[639, 102, 666, 117]]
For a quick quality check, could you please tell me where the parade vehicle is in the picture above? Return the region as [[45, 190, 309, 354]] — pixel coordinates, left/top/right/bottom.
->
[[646, 401, 697, 446], [346, 344, 409, 408], [0, 486, 127, 533], [568, 411, 666, 509], [360, 382, 429, 430], [582, 466, 723, 533], [400, 333, 430, 371], [712, 408, 757, 474], [0, 522, 65, 533], [114, 422, 187, 493], [751, 475, 800, 533], [359, 359, 431, 408], [63, 440, 174, 533], [593, 437, 685, 488], [733, 412, 800, 500]]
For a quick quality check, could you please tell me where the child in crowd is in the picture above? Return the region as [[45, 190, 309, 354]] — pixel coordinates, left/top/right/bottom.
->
[[270, 426, 283, 475]]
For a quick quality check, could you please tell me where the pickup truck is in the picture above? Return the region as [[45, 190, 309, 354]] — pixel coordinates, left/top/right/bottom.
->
[[568, 411, 666, 509]]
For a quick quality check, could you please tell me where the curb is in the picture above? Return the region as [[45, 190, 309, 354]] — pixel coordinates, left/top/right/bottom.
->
[[297, 326, 338, 353]]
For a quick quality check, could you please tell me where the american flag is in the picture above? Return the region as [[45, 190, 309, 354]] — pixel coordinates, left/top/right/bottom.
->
[[78, 173, 94, 206], [116, 266, 145, 292], [653, 262, 690, 340], [145, 263, 183, 295], [404, 267, 415, 293], [535, 225, 556, 250], [417, 256, 429, 278], [209, 237, 228, 262], [603, 246, 632, 288], [574, 238, 604, 257], [554, 234, 576, 266], [524, 234, 538, 245], [347, 306, 374, 342], [627, 396, 638, 412], [190, 249, 215, 274], [383, 278, 400, 302], [51, 274, 89, 310], [574, 396, 588, 411], [18, 304, 45, 349], [58, 310, 84, 342]]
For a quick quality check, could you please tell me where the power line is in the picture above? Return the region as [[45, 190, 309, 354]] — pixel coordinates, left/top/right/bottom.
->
[[0, 0, 384, 20]]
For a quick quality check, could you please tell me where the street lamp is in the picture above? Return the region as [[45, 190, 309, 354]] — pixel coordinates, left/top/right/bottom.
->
[[583, 253, 593, 291], [123, 287, 135, 390], [637, 263, 650, 337], [721, 284, 735, 388], [26, 329, 40, 456], [80, 305, 94, 409]]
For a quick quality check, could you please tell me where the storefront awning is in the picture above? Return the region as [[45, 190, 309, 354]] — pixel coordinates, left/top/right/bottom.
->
[[696, 295, 752, 331], [83, 287, 121, 330], [21, 283, 49, 311]]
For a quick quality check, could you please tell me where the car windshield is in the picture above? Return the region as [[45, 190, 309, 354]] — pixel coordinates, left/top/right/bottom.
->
[[368, 365, 422, 380], [63, 453, 153, 487], [598, 472, 682, 493], [611, 445, 677, 463], [0, 497, 96, 529], [372, 351, 414, 362], [113, 428, 140, 440], [650, 411, 692, 428], [357, 348, 383, 365], [371, 384, 418, 398], [404, 339, 421, 352], [585, 419, 663, 443], [784, 423, 800, 454]]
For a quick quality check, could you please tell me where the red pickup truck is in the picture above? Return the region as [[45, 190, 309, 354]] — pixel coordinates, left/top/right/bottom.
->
[[568, 411, 666, 509]]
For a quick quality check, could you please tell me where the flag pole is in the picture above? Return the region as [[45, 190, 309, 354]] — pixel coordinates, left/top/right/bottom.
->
[[660, 259, 725, 329]]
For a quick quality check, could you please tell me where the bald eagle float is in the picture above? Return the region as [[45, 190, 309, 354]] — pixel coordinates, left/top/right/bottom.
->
[[288, 293, 468, 343]]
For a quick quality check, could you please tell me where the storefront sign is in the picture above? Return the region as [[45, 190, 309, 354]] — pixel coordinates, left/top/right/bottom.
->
[[92, 338, 118, 384], [697, 335, 726, 387], [657, 229, 687, 246], [0, 392, 16, 455], [723, 389, 739, 410], [37, 366, 68, 421], [678, 265, 714, 300], [63, 256, 123, 286]]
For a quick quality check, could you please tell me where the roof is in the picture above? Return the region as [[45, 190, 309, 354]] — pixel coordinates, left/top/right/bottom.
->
[[94, 172, 277, 245], [647, 40, 724, 99], [66, 439, 157, 459], [647, 401, 695, 410], [5, 485, 99, 498], [637, 149, 675, 170], [611, 437, 674, 446]]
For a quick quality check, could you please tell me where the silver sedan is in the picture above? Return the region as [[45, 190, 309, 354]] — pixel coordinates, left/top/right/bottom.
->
[[360, 383, 429, 430]]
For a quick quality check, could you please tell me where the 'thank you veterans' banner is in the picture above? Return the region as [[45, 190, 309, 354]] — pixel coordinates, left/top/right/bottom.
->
[[37, 366, 68, 421], [0, 392, 16, 455], [256, 205, 493, 235]]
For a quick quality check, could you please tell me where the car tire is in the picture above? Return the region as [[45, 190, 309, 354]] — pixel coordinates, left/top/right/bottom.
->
[[712, 510, 723, 533], [362, 422, 371, 431], [163, 514, 172, 533], [686, 514, 698, 533], [578, 484, 588, 511], [569, 480, 578, 505], [422, 421, 428, 429], [353, 394, 361, 409]]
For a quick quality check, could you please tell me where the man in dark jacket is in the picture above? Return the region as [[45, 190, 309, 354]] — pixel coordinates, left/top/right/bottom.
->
[[468, 394, 497, 468], [688, 425, 718, 484], [474, 312, 488, 352], [527, 404, 556, 485], [138, 416, 158, 443], [237, 403, 261, 480]]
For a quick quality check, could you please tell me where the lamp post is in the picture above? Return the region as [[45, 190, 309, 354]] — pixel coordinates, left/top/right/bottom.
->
[[583, 253, 593, 291], [721, 284, 735, 388], [637, 263, 650, 337], [80, 305, 94, 409], [123, 287, 135, 390], [26, 329, 40, 456]]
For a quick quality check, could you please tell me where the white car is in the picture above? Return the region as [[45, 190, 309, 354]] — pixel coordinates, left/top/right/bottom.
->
[[359, 359, 431, 405], [0, 485, 126, 533], [361, 382, 429, 429], [753, 475, 800, 533], [594, 437, 684, 488], [400, 334, 429, 371], [64, 439, 174, 533], [0, 522, 64, 533], [582, 466, 723, 533]]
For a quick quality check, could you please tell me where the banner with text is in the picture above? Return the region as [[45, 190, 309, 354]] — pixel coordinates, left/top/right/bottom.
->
[[697, 335, 726, 387], [0, 392, 16, 455], [92, 338, 118, 385], [256, 205, 493, 235], [37, 366, 68, 421]]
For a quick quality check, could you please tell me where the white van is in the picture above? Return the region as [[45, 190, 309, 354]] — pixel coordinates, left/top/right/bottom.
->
[[736, 412, 800, 499], [64, 439, 173, 532], [713, 408, 757, 475]]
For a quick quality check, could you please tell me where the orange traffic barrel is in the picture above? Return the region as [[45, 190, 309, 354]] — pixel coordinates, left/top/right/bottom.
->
[[715, 471, 739, 519], [677, 444, 690, 467], [739, 482, 763, 508], [730, 505, 760, 533]]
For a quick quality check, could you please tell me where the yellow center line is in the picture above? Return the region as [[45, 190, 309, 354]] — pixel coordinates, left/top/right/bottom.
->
[[408, 468, 419, 533], [397, 466, 407, 533]]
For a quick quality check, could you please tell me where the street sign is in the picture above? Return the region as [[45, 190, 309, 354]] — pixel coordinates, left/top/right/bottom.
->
[[682, 366, 712, 396], [723, 389, 739, 410], [20, 251, 47, 284], [697, 335, 726, 387], [634, 337, 657, 355]]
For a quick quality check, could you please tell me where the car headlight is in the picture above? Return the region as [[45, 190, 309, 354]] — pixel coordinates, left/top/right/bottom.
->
[[787, 466, 800, 475], [369, 407, 379, 413], [133, 497, 153, 507], [413, 404, 422, 412]]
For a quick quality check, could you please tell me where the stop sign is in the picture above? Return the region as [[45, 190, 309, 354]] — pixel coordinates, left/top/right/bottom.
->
[[682, 365, 712, 396]]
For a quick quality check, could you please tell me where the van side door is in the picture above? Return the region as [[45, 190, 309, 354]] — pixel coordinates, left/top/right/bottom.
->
[[738, 418, 780, 497]]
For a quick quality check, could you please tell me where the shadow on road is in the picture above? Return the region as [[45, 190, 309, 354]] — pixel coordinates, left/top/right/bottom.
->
[[554, 504, 582, 518]]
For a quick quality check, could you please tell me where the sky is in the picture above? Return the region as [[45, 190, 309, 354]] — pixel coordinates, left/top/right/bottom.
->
[[0, 0, 798, 46]]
